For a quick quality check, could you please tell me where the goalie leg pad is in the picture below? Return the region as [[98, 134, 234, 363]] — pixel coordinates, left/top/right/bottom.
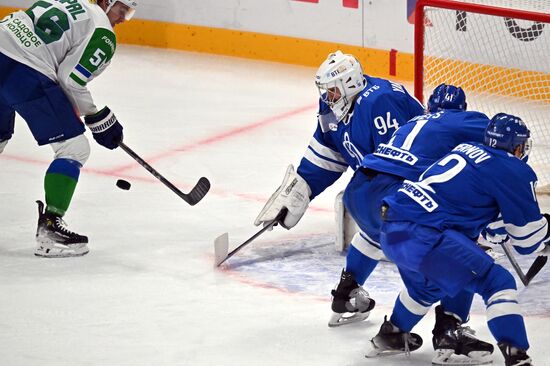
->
[[254, 164, 311, 229]]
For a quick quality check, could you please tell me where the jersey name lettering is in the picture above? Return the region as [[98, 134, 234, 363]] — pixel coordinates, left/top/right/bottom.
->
[[55, 0, 88, 21], [453, 143, 491, 164]]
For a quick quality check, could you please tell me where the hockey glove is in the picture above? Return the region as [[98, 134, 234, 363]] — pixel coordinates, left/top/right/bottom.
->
[[84, 106, 123, 150], [254, 164, 311, 230]]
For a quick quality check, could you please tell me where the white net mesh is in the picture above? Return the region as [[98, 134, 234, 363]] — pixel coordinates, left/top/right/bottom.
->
[[418, 0, 550, 192]]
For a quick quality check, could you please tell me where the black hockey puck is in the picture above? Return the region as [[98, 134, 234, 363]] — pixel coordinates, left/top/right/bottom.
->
[[116, 179, 131, 190]]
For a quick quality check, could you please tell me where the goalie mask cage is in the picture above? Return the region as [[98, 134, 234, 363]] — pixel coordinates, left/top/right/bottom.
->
[[414, 0, 550, 193]]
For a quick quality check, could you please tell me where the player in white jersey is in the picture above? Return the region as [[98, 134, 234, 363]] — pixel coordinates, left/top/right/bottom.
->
[[0, 0, 137, 257]]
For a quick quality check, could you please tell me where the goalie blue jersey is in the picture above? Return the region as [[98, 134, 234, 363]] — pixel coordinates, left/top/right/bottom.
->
[[384, 142, 548, 254], [362, 110, 490, 181], [297, 76, 424, 198]]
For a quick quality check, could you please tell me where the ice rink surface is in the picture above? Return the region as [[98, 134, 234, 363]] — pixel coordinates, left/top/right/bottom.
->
[[1, 46, 550, 366]]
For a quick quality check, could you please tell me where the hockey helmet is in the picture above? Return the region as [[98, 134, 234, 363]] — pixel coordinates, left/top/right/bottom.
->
[[105, 0, 138, 20], [315, 51, 365, 122], [484, 113, 530, 157], [427, 83, 467, 112]]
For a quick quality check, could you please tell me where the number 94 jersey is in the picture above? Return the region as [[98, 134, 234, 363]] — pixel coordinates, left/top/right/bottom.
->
[[297, 76, 424, 199], [384, 142, 547, 254], [0, 0, 116, 116]]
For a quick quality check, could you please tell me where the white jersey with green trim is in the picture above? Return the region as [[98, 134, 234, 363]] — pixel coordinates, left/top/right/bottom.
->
[[0, 0, 116, 116]]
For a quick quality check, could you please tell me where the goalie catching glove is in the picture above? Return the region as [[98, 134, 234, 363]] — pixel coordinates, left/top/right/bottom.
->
[[84, 106, 123, 150], [255, 164, 312, 230]]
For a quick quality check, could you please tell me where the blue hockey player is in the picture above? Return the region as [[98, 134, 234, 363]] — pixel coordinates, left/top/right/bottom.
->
[[367, 113, 547, 366], [0, 0, 137, 257], [254, 50, 424, 322], [353, 83, 495, 364]]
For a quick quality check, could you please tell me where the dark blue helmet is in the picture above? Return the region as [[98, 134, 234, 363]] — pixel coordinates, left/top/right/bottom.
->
[[484, 113, 530, 155], [427, 83, 467, 112]]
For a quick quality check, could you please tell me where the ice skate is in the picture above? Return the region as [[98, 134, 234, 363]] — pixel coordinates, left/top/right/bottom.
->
[[498, 343, 532, 366], [432, 305, 494, 365], [365, 316, 423, 358], [328, 269, 375, 327], [35, 200, 89, 258]]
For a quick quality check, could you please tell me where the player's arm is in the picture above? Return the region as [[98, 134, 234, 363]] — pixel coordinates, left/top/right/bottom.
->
[[297, 127, 348, 198], [57, 26, 115, 116], [254, 107, 347, 230], [57, 26, 123, 149], [497, 168, 549, 254]]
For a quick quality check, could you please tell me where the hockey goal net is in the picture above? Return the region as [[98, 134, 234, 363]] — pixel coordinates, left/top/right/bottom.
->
[[415, 0, 550, 193]]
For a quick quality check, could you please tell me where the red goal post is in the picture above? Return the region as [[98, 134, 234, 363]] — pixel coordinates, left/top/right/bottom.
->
[[414, 0, 550, 192]]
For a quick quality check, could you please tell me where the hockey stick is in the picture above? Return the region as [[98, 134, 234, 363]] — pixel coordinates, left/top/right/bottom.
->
[[214, 210, 287, 267], [499, 241, 548, 286], [118, 141, 211, 206]]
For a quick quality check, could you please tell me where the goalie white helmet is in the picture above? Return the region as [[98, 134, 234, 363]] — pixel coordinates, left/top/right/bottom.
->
[[315, 51, 366, 122], [105, 0, 138, 20]]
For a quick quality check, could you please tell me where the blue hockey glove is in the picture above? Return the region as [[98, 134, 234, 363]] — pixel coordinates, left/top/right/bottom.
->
[[84, 106, 123, 150]]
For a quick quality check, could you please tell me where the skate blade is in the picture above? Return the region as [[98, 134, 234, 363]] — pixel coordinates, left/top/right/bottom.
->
[[365, 340, 409, 358], [328, 311, 370, 327], [432, 349, 493, 365], [214, 233, 229, 267], [34, 243, 89, 258]]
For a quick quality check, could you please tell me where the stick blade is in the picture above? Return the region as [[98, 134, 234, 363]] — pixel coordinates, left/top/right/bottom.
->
[[214, 232, 229, 267], [525, 255, 548, 285], [185, 177, 211, 206]]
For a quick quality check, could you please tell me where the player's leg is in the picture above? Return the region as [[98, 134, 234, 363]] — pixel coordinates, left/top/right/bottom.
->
[[328, 232, 378, 327], [366, 268, 434, 357], [330, 172, 401, 326], [35, 134, 91, 256], [0, 53, 16, 153], [2, 57, 89, 257], [378, 222, 494, 363], [469, 263, 532, 365], [418, 229, 495, 364], [0, 102, 14, 154], [367, 220, 444, 356], [434, 292, 494, 365], [341, 171, 385, 280]]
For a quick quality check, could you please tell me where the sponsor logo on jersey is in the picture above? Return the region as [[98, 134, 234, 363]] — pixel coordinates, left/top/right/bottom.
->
[[102, 35, 116, 53], [2, 17, 42, 48], [399, 180, 438, 212], [357, 85, 380, 104], [374, 143, 418, 165]]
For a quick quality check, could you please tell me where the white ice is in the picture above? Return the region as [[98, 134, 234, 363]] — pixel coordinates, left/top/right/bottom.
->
[[1, 46, 550, 366]]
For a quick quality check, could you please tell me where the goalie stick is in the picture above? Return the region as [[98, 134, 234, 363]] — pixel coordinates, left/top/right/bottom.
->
[[499, 241, 548, 286], [214, 210, 286, 267], [118, 141, 210, 206]]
